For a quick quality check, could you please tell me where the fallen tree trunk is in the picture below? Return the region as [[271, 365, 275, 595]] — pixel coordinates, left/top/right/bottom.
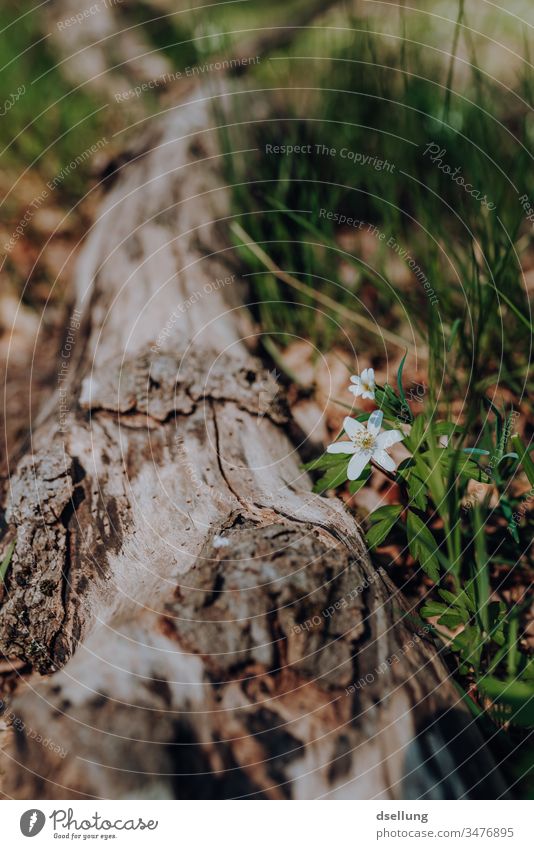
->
[[0, 85, 506, 800]]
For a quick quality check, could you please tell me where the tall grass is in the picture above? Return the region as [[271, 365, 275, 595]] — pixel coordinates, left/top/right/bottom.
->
[[223, 18, 533, 413]]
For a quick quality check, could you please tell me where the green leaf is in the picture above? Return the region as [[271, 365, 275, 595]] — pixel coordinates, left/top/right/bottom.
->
[[500, 497, 519, 543], [490, 285, 534, 334], [451, 625, 483, 666], [471, 505, 491, 634], [368, 504, 403, 523], [521, 657, 534, 681], [397, 459, 428, 510], [409, 483, 428, 512], [410, 414, 426, 449], [348, 468, 371, 494], [487, 601, 507, 647], [438, 588, 467, 610], [396, 351, 412, 421], [433, 421, 462, 437], [375, 385, 404, 421], [397, 457, 415, 472], [302, 452, 348, 472], [384, 384, 398, 404], [483, 395, 503, 428], [404, 471, 428, 511], [477, 676, 534, 728], [461, 463, 491, 483], [0, 541, 15, 583], [430, 450, 489, 483], [406, 510, 440, 582], [438, 609, 469, 628], [497, 410, 516, 461], [464, 582, 477, 613], [447, 317, 461, 351], [420, 601, 448, 618], [497, 452, 518, 467], [512, 435, 534, 487], [453, 681, 485, 719], [365, 520, 392, 549], [313, 462, 349, 493]]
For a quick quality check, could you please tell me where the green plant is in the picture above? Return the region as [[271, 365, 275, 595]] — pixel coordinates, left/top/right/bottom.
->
[[305, 356, 533, 734]]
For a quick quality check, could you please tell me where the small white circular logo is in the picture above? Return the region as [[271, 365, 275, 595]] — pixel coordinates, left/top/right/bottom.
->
[[20, 810, 46, 837]]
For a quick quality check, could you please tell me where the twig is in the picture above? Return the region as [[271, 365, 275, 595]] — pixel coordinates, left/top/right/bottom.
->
[[222, 0, 346, 69], [261, 336, 307, 386]]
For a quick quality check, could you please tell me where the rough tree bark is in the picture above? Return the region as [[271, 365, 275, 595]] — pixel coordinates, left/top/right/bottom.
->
[[0, 79, 507, 800]]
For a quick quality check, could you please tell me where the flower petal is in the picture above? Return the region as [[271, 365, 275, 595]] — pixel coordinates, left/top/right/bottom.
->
[[327, 441, 356, 454], [375, 429, 404, 449], [362, 367, 374, 384], [350, 374, 361, 384], [347, 450, 372, 480], [372, 449, 397, 472], [362, 389, 375, 400], [367, 409, 383, 435], [348, 384, 362, 396], [343, 416, 364, 438]]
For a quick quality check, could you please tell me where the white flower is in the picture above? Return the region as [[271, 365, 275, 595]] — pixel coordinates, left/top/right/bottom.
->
[[327, 410, 404, 480], [349, 367, 375, 400]]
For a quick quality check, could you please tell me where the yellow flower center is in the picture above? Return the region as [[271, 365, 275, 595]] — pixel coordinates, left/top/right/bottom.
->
[[353, 431, 375, 451]]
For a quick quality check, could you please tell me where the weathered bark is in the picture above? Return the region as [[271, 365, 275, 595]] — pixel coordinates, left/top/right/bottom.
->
[[0, 87, 506, 800]]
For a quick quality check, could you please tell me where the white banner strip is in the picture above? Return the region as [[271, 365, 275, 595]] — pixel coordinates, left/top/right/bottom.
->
[[1, 800, 531, 848]]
